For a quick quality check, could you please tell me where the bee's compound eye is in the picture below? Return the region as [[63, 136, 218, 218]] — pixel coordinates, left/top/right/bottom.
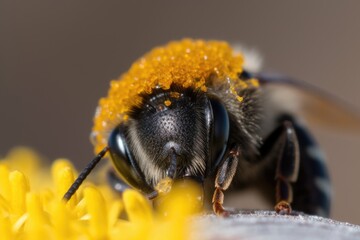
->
[[108, 125, 154, 194], [209, 97, 230, 173]]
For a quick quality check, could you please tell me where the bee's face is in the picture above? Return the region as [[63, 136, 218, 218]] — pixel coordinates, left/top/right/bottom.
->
[[128, 88, 208, 180], [108, 85, 230, 194]]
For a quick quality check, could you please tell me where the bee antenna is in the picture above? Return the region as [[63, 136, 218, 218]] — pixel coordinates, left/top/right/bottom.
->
[[63, 146, 110, 201]]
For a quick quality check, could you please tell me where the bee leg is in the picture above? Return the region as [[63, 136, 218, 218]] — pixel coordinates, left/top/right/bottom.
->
[[290, 117, 331, 217], [262, 116, 331, 217], [212, 145, 240, 217], [261, 120, 300, 215], [275, 122, 300, 215]]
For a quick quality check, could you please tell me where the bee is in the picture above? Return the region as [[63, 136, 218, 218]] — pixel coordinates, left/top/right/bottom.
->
[[63, 39, 359, 217]]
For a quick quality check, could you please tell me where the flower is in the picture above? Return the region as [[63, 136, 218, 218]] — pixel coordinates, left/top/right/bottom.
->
[[0, 147, 202, 240]]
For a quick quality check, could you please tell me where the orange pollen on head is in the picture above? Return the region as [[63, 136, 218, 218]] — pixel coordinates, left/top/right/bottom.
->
[[170, 92, 181, 99], [92, 39, 247, 153], [164, 100, 172, 107]]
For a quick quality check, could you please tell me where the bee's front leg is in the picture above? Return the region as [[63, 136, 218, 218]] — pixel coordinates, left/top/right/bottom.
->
[[212, 145, 240, 217], [261, 120, 300, 215]]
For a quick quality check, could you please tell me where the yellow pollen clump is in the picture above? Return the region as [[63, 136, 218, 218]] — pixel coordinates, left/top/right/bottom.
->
[[164, 100, 172, 107], [170, 92, 180, 99], [92, 39, 252, 153], [155, 177, 174, 194]]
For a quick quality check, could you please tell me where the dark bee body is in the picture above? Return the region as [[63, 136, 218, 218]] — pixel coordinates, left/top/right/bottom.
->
[[108, 72, 331, 217]]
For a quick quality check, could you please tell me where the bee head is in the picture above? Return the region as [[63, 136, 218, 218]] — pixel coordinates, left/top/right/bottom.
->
[[108, 85, 230, 195]]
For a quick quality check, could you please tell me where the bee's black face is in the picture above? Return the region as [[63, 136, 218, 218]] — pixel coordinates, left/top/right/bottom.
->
[[131, 88, 208, 178], [108, 86, 230, 195]]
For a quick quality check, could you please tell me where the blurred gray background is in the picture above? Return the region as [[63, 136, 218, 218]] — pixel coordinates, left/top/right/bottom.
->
[[1, 1, 359, 224]]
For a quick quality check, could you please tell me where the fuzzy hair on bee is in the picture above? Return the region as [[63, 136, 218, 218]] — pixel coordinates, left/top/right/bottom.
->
[[63, 39, 360, 218]]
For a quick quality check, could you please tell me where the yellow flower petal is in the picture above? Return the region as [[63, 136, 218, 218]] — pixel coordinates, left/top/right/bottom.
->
[[0, 194, 10, 216], [123, 190, 154, 239], [9, 171, 29, 218], [1, 147, 41, 176], [1, 148, 200, 240], [0, 165, 10, 202], [52, 159, 77, 207], [108, 200, 124, 228], [84, 186, 108, 239], [0, 214, 12, 240], [158, 180, 203, 219], [51, 201, 73, 240], [123, 190, 153, 224], [25, 193, 50, 240]]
